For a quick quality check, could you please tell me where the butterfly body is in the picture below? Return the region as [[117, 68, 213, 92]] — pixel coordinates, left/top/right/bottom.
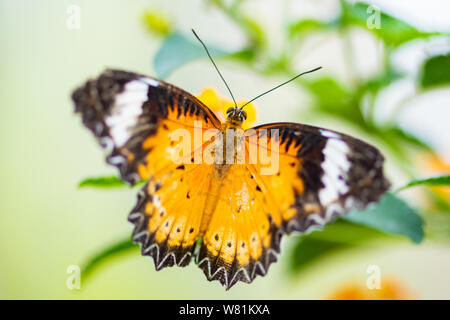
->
[[72, 69, 390, 289], [198, 109, 251, 234], [199, 164, 229, 235]]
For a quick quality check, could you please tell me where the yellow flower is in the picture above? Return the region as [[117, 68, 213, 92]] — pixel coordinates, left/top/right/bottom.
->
[[142, 10, 172, 36], [327, 277, 415, 300], [420, 152, 450, 200], [196, 87, 257, 129]]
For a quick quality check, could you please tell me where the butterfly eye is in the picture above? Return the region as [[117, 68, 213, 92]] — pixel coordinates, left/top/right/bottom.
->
[[241, 110, 247, 120], [226, 107, 234, 115]]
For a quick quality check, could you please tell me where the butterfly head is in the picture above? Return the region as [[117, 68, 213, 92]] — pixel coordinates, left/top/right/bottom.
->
[[226, 107, 247, 125]]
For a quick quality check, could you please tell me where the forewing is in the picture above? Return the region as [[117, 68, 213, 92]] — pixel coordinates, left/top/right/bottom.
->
[[246, 122, 390, 234], [71, 69, 221, 184]]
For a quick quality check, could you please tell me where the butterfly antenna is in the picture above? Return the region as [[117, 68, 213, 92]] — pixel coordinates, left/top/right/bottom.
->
[[192, 29, 238, 108], [239, 66, 322, 109]]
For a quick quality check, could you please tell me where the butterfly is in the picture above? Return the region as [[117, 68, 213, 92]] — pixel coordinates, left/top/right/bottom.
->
[[72, 67, 390, 290]]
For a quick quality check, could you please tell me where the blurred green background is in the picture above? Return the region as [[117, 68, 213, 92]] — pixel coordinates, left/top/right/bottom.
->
[[1, 0, 449, 299]]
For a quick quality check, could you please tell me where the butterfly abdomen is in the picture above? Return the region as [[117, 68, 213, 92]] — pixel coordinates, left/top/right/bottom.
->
[[199, 164, 231, 236]]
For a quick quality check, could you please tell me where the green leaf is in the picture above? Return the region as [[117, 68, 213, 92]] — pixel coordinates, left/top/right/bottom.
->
[[397, 175, 450, 192], [306, 77, 365, 125], [78, 176, 146, 189], [289, 193, 424, 273], [307, 77, 350, 109], [290, 237, 349, 272], [228, 48, 256, 62], [390, 126, 432, 151], [290, 221, 385, 273], [383, 126, 432, 151], [154, 32, 229, 79], [240, 16, 266, 49], [362, 64, 403, 94], [345, 193, 424, 243], [420, 53, 450, 88], [341, 1, 435, 46], [82, 238, 138, 280], [78, 176, 128, 189], [288, 19, 331, 38]]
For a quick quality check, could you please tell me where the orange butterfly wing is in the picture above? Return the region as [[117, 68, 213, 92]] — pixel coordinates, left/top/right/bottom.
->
[[197, 122, 390, 289], [72, 69, 220, 269], [246, 123, 390, 232], [196, 164, 281, 289], [72, 69, 221, 184], [131, 162, 215, 268]]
